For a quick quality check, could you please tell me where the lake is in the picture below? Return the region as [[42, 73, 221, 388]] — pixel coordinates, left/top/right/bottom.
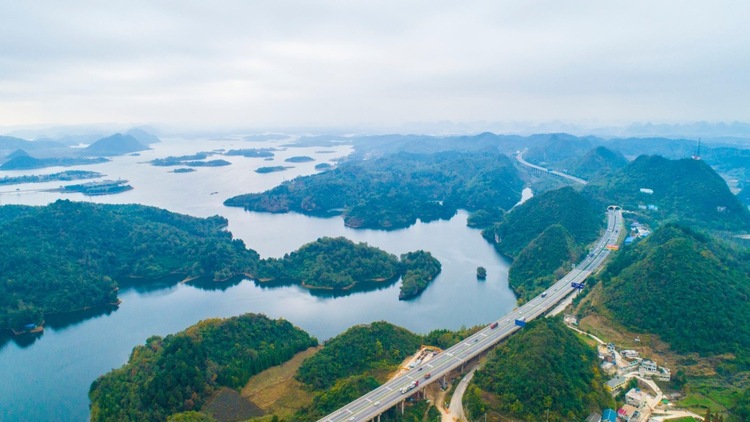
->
[[0, 137, 518, 421]]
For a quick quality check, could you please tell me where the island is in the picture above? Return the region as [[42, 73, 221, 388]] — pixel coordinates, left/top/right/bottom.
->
[[476, 266, 487, 279], [257, 237, 400, 289], [170, 168, 196, 173], [255, 166, 290, 174], [0, 170, 103, 186], [226, 151, 524, 230], [398, 250, 442, 300], [314, 162, 333, 170], [284, 155, 315, 163], [0, 155, 109, 170], [56, 179, 133, 196], [149, 153, 230, 167], [224, 148, 276, 158]]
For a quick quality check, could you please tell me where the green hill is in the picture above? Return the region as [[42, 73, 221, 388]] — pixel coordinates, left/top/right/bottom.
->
[[569, 146, 629, 181], [485, 186, 602, 258], [465, 317, 614, 421], [598, 224, 750, 355], [225, 151, 523, 230], [257, 237, 401, 289], [89, 313, 316, 422], [584, 155, 750, 231], [0, 200, 260, 331], [296, 321, 422, 391], [508, 224, 582, 302]]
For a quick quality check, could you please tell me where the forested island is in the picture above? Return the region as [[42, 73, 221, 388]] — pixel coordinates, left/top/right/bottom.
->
[[224, 148, 276, 158], [284, 155, 315, 163], [0, 170, 103, 186], [56, 179, 133, 196], [255, 166, 289, 173], [0, 155, 109, 170], [398, 250, 441, 299], [225, 151, 524, 230], [150, 154, 230, 167], [257, 237, 441, 298], [89, 313, 317, 422]]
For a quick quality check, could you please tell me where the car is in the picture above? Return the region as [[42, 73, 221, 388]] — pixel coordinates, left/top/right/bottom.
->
[[425, 373, 431, 379], [374, 401, 380, 406], [474, 338, 478, 342], [418, 367, 423, 371]]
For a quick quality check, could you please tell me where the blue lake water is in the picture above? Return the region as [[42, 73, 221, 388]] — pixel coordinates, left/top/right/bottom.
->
[[0, 137, 518, 421]]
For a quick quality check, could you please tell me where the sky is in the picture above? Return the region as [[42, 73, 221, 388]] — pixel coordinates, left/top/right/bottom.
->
[[1, 1, 749, 132]]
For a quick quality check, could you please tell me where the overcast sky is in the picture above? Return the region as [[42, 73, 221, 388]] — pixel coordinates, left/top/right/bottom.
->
[[1, 1, 749, 132]]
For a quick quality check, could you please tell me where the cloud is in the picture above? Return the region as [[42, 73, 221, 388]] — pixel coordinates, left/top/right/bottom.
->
[[1, 1, 749, 130]]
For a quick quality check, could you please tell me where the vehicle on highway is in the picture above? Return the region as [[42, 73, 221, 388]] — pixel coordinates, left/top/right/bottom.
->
[[490, 322, 498, 329], [425, 373, 431, 379]]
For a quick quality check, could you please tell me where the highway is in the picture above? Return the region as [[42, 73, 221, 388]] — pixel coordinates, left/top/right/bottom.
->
[[320, 207, 623, 422], [516, 149, 588, 185]]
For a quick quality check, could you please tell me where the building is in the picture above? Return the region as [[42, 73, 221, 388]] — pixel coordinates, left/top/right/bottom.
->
[[585, 412, 602, 422], [604, 375, 628, 392], [622, 350, 639, 359], [640, 360, 657, 373], [639, 188, 654, 194], [625, 388, 647, 408], [602, 409, 617, 422], [617, 404, 640, 421]]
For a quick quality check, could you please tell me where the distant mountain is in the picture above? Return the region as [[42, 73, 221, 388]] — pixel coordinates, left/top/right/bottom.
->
[[485, 186, 602, 258], [584, 155, 750, 231], [5, 149, 30, 160], [126, 128, 160, 144], [569, 146, 629, 181], [0, 155, 45, 170], [523, 133, 599, 166], [0, 135, 65, 152], [81, 133, 149, 156], [597, 224, 750, 355]]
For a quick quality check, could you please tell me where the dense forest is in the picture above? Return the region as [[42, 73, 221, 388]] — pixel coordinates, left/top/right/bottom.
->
[[596, 224, 750, 355], [225, 151, 524, 230], [508, 224, 581, 302], [584, 155, 750, 231], [257, 237, 441, 298], [0, 200, 260, 331], [257, 237, 401, 289], [89, 313, 316, 422], [296, 321, 422, 391], [483, 186, 602, 258], [398, 250, 442, 300], [465, 317, 614, 421], [293, 321, 423, 420]]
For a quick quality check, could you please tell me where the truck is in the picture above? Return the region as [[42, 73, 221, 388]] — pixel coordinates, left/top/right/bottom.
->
[[541, 291, 547, 298], [514, 316, 526, 327], [400, 380, 419, 394]]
